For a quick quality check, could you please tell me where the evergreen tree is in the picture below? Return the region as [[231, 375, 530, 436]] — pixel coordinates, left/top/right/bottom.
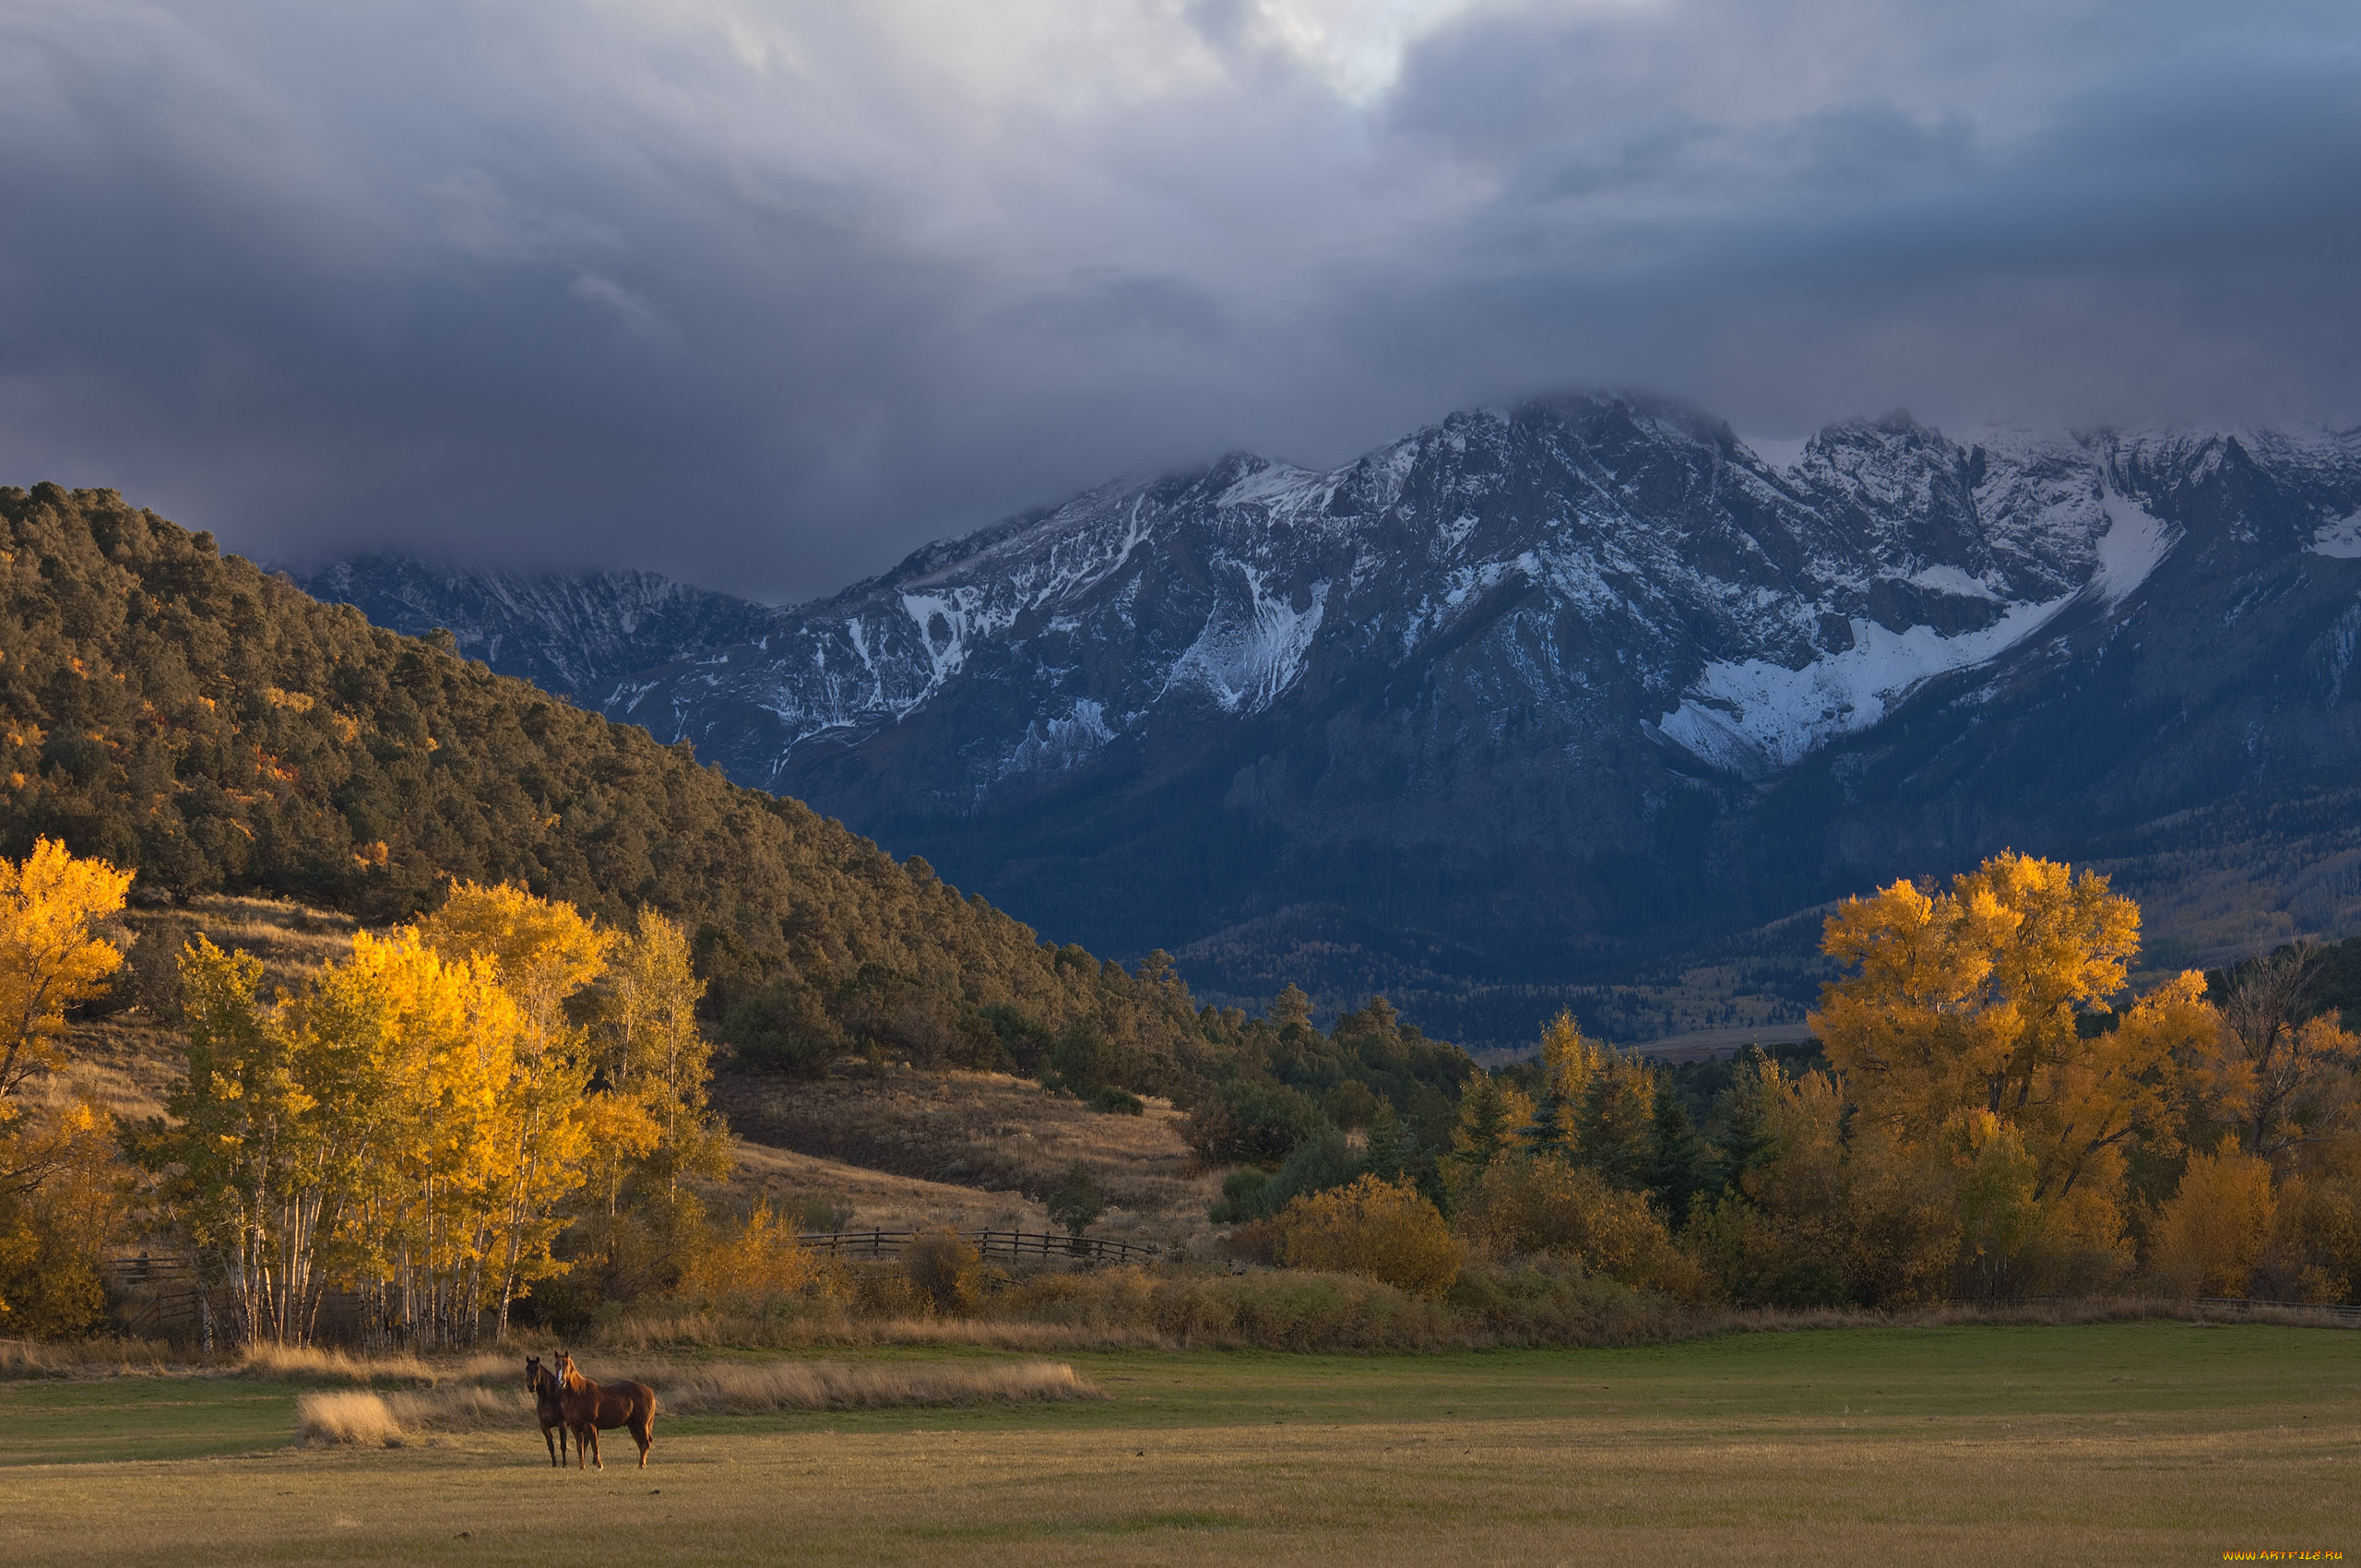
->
[[1707, 1050, 1783, 1196], [1449, 1075, 1531, 1193], [1575, 1054, 1656, 1191], [1364, 1102, 1410, 1182], [1524, 1084, 1570, 1158], [1644, 1089, 1711, 1225]]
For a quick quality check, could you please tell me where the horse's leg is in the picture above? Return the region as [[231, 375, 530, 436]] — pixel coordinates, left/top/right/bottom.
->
[[543, 1422, 559, 1467], [586, 1420, 602, 1471], [633, 1410, 652, 1467], [574, 1421, 591, 1470]]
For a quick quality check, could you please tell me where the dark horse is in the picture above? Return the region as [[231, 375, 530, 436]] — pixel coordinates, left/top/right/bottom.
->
[[554, 1350, 657, 1470], [524, 1356, 571, 1467]]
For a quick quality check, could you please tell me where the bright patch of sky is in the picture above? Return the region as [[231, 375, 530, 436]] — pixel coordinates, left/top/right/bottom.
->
[[1251, 0, 1488, 101]]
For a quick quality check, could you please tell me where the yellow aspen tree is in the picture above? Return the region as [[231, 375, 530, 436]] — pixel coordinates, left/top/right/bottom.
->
[[160, 937, 338, 1345], [1536, 1011, 1607, 1105], [418, 882, 608, 1340], [296, 930, 521, 1347], [590, 909, 724, 1203], [0, 838, 134, 1166]]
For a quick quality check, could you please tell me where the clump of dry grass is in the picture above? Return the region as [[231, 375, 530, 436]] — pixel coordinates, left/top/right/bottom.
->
[[296, 1385, 529, 1444], [655, 1359, 1102, 1413], [296, 1390, 407, 1446]]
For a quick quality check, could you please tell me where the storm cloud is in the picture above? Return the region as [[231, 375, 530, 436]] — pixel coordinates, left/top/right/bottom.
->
[[3, 0, 2357, 601]]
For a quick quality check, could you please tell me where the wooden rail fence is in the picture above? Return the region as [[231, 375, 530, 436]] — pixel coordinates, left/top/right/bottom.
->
[[101, 1229, 1158, 1344], [797, 1229, 1160, 1265], [2196, 1296, 2361, 1325]]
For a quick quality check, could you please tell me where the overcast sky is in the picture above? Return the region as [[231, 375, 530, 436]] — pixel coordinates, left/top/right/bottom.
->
[[4, 1, 2358, 602]]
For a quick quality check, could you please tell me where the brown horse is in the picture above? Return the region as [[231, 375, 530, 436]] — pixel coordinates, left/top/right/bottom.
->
[[524, 1356, 571, 1467], [553, 1350, 657, 1470]]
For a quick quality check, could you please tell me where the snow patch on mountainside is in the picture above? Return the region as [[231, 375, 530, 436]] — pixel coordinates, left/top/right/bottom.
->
[[1742, 435, 1811, 474], [1219, 461, 1324, 511], [2310, 513, 2361, 559], [1001, 698, 1117, 778], [2091, 491, 2178, 603], [1907, 564, 2002, 600], [1167, 569, 1328, 713], [1656, 595, 2072, 775]]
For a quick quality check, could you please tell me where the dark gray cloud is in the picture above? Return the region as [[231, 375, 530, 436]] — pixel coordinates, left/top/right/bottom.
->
[[2, 1, 2356, 602]]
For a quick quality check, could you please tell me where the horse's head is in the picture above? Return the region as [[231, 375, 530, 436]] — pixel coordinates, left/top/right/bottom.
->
[[525, 1355, 545, 1393], [556, 1350, 582, 1390]]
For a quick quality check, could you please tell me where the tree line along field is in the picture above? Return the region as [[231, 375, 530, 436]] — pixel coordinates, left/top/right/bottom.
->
[[3, 1323, 2353, 1566]]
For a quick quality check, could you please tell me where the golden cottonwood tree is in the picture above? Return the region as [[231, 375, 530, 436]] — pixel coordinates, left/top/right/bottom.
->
[[1276, 1174, 1465, 1298], [2189, 944, 2361, 1163], [1813, 852, 2214, 1282]]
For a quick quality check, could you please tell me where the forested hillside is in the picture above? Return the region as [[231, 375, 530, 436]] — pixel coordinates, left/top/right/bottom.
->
[[0, 483, 1264, 1091]]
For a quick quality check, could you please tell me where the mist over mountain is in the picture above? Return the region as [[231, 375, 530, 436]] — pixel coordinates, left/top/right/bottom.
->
[[300, 392, 2361, 1046]]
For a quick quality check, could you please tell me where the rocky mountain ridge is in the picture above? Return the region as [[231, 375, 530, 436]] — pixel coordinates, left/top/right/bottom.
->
[[296, 393, 2361, 1045]]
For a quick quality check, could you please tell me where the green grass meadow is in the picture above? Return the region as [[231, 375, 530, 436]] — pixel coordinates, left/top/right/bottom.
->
[[3, 1323, 2355, 1565]]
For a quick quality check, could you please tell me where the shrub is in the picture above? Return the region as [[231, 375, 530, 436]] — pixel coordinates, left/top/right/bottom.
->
[[1209, 1169, 1271, 1224], [680, 1200, 848, 1303], [1262, 1123, 1361, 1211], [1184, 1080, 1323, 1170], [2148, 1139, 2277, 1297], [1145, 1268, 1457, 1349], [787, 1191, 855, 1232], [1049, 1021, 1126, 1094], [1275, 1175, 1465, 1299], [1445, 1254, 1692, 1344], [723, 982, 847, 1077], [1089, 1087, 1145, 1116], [904, 1227, 984, 1314], [1047, 1163, 1107, 1239], [1454, 1155, 1703, 1298], [1321, 1079, 1380, 1130]]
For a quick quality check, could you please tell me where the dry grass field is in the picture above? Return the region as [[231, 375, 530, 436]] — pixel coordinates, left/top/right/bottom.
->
[[714, 1067, 1218, 1244], [3, 1322, 2353, 1566], [725, 1139, 1062, 1235]]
